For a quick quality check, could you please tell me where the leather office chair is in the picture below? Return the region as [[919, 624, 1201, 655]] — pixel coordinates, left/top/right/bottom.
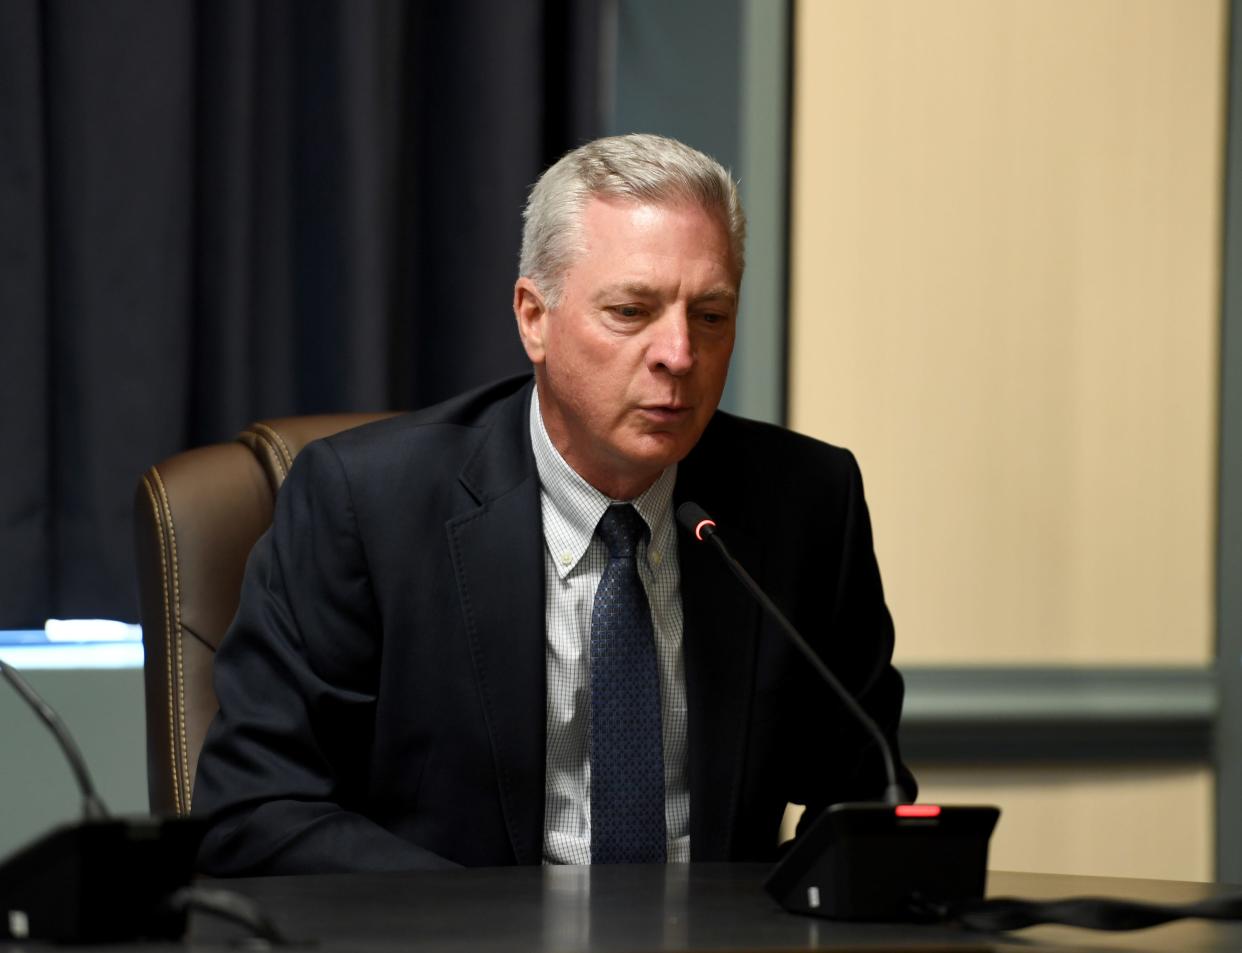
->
[[134, 413, 398, 816]]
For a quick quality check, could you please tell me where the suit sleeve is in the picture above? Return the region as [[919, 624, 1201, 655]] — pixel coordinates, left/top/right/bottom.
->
[[192, 439, 458, 875], [793, 449, 917, 826]]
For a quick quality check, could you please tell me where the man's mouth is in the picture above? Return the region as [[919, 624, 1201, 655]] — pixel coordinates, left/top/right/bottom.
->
[[638, 404, 692, 423]]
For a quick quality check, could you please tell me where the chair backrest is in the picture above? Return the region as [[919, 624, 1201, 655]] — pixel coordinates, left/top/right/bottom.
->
[[134, 413, 398, 815]]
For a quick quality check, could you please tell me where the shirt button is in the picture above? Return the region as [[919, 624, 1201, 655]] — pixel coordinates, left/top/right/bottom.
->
[[560, 552, 573, 566], [650, 550, 662, 566]]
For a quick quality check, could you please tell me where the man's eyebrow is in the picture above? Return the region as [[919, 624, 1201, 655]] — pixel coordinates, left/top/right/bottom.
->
[[592, 282, 660, 300], [689, 287, 738, 306]]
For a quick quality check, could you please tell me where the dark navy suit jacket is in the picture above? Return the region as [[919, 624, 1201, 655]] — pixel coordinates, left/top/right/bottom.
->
[[192, 376, 914, 874]]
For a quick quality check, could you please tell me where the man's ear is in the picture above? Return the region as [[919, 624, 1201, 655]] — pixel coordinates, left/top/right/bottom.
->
[[513, 277, 549, 365]]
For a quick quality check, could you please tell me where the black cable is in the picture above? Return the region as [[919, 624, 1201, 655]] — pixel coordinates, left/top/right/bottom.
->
[[168, 885, 307, 947], [951, 892, 1242, 932]]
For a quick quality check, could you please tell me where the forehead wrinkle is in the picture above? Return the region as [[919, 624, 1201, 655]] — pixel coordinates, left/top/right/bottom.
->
[[590, 282, 738, 305]]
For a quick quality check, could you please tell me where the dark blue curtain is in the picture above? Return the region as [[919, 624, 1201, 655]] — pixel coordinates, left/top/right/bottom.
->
[[0, 0, 600, 627]]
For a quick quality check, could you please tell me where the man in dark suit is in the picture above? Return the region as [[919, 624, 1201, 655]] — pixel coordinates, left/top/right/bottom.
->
[[192, 133, 914, 874]]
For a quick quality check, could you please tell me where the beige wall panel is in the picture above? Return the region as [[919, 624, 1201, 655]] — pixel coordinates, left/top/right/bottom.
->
[[790, 0, 1225, 663], [914, 764, 1214, 880]]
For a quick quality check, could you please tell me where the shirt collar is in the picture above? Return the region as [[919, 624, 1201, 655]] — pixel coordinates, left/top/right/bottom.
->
[[530, 388, 677, 579]]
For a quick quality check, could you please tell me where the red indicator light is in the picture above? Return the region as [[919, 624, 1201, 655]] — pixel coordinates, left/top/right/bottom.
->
[[895, 804, 942, 818]]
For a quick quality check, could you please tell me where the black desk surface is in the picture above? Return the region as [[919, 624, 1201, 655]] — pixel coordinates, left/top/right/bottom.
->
[[188, 863, 1240, 952], [6, 864, 1241, 951]]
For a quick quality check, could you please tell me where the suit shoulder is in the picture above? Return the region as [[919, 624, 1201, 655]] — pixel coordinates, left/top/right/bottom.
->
[[319, 374, 526, 451], [678, 411, 872, 543], [698, 410, 860, 477], [290, 375, 532, 489]]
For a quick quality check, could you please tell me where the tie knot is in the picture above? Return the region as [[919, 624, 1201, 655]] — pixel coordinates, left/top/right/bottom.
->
[[596, 504, 647, 559]]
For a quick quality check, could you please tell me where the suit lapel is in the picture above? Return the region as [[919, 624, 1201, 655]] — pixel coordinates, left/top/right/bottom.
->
[[676, 468, 763, 861], [445, 385, 546, 865]]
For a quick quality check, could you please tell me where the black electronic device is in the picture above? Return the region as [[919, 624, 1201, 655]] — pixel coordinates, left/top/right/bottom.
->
[[0, 815, 205, 942], [675, 502, 1000, 922], [764, 802, 999, 920], [0, 660, 204, 942]]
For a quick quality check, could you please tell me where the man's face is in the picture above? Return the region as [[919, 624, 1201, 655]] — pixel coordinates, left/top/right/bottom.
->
[[514, 196, 739, 500]]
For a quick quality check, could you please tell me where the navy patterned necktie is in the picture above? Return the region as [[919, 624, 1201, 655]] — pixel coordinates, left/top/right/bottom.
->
[[589, 504, 667, 863]]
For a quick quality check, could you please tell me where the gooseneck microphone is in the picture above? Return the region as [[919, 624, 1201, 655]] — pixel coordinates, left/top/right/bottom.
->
[[676, 501, 999, 922], [676, 502, 906, 806], [0, 659, 208, 942], [680, 501, 1242, 934], [0, 660, 110, 820]]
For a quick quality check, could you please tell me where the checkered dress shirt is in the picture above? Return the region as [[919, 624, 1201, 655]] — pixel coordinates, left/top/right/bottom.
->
[[530, 390, 691, 864]]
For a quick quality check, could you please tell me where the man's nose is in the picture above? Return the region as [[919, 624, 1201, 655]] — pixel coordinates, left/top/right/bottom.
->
[[649, 310, 694, 376]]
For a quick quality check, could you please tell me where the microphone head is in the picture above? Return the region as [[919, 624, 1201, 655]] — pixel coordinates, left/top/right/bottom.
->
[[676, 502, 717, 542]]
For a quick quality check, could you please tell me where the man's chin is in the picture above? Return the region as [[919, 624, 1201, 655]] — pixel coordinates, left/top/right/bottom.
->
[[623, 432, 698, 472]]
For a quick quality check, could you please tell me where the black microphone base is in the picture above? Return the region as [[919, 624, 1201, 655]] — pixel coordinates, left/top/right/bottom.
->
[[765, 802, 1000, 922], [0, 815, 204, 942]]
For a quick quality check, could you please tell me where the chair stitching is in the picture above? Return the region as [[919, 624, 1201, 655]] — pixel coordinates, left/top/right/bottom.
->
[[155, 466, 192, 813], [151, 467, 192, 813], [250, 422, 294, 477], [237, 427, 286, 482], [141, 470, 182, 816], [149, 467, 189, 813]]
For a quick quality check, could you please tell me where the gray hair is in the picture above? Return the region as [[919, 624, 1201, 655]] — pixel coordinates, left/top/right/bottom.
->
[[519, 133, 746, 308]]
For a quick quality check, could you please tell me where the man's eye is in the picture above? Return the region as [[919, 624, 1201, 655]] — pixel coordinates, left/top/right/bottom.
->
[[614, 305, 643, 318]]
